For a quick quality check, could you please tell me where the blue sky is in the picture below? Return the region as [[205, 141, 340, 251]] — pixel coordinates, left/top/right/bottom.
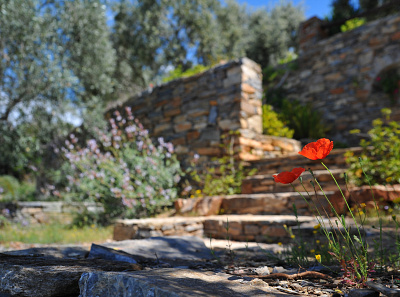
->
[[236, 0, 335, 19]]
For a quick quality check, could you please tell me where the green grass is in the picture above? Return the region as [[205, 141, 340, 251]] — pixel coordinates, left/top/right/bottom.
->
[[0, 223, 113, 245]]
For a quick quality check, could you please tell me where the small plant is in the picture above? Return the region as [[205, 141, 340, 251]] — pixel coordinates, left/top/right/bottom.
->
[[0, 175, 36, 202], [184, 132, 256, 197], [340, 18, 366, 32], [346, 108, 400, 186], [61, 107, 182, 225], [262, 105, 294, 138], [162, 64, 211, 83], [279, 99, 329, 140]]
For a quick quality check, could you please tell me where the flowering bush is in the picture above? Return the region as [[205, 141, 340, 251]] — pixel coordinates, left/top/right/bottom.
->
[[62, 107, 182, 224]]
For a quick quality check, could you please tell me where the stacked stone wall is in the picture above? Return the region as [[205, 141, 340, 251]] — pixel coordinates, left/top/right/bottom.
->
[[285, 13, 400, 145], [110, 58, 300, 166]]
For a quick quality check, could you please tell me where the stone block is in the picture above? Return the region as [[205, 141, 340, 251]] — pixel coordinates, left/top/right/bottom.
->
[[324, 72, 342, 81], [241, 64, 260, 81], [271, 139, 294, 152], [244, 224, 260, 235], [239, 152, 262, 161], [309, 83, 324, 93], [219, 119, 240, 130], [247, 115, 262, 134], [200, 128, 220, 141], [154, 123, 172, 135], [238, 137, 262, 149], [241, 83, 256, 94], [330, 87, 344, 95], [197, 196, 223, 216], [356, 89, 369, 99], [196, 147, 221, 156], [391, 31, 400, 41], [261, 226, 288, 237], [173, 114, 187, 123], [240, 118, 248, 129], [175, 145, 189, 154], [113, 223, 137, 241], [187, 130, 200, 141], [164, 108, 181, 117], [174, 122, 192, 133], [171, 137, 186, 146], [240, 100, 257, 116], [187, 108, 209, 118], [223, 73, 241, 88]]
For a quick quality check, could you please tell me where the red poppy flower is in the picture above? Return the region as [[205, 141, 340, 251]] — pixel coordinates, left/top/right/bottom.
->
[[298, 138, 334, 160], [273, 167, 305, 184]]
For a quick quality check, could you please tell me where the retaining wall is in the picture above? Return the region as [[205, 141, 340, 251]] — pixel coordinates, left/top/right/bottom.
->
[[109, 58, 300, 166], [285, 13, 400, 145]]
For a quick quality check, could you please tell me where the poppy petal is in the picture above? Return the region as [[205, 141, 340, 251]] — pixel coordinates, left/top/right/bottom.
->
[[273, 172, 296, 184], [291, 167, 306, 178], [299, 138, 333, 160]]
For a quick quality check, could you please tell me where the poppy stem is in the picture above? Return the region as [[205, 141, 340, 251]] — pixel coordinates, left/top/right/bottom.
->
[[320, 161, 367, 255]]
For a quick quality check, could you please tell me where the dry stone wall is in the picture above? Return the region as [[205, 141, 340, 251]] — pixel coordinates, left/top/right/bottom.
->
[[110, 58, 300, 166], [286, 13, 400, 145]]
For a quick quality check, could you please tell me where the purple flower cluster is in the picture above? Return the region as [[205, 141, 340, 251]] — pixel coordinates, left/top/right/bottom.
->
[[62, 108, 182, 219]]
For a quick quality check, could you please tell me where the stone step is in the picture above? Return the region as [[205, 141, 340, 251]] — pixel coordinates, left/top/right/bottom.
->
[[242, 168, 347, 194], [175, 192, 335, 217], [245, 147, 362, 176], [114, 213, 323, 244]]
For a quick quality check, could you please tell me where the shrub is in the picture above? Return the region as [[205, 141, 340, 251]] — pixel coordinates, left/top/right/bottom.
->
[[279, 99, 329, 140], [262, 105, 294, 138], [340, 18, 366, 32], [62, 107, 182, 224], [263, 65, 328, 140], [0, 175, 36, 202], [345, 108, 400, 186]]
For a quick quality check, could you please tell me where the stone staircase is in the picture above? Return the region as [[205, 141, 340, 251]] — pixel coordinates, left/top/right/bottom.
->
[[241, 147, 361, 194], [114, 147, 362, 244]]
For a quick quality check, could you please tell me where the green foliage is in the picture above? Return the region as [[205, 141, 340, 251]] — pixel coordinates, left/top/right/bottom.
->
[[279, 100, 329, 140], [374, 69, 400, 103], [162, 65, 211, 83], [113, 0, 304, 88], [330, 0, 357, 21], [262, 105, 294, 138], [185, 134, 256, 197], [340, 17, 366, 32], [263, 65, 328, 140], [346, 108, 400, 186], [0, 224, 112, 245], [328, 0, 358, 35], [245, 3, 304, 68], [0, 0, 115, 190], [359, 0, 379, 11], [62, 108, 182, 225], [0, 175, 36, 202]]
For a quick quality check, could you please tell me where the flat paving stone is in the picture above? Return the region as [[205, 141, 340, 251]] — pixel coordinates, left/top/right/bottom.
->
[[79, 268, 299, 297], [102, 236, 213, 261]]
